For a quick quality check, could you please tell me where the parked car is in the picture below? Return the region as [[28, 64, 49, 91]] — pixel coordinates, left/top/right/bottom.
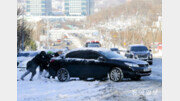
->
[[49, 48, 151, 82], [85, 41, 101, 47], [125, 44, 153, 65], [110, 48, 120, 54], [157, 42, 162, 50], [17, 51, 39, 68]]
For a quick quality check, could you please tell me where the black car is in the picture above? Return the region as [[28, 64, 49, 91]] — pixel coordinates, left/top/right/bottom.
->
[[125, 45, 153, 65], [49, 48, 151, 82]]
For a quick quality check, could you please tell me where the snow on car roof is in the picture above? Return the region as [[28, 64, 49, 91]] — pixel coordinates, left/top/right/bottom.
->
[[65, 48, 110, 55], [37, 48, 67, 53], [44, 49, 65, 52], [129, 44, 146, 47]]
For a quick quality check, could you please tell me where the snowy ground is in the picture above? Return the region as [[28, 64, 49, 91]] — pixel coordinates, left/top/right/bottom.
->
[[17, 58, 162, 101]]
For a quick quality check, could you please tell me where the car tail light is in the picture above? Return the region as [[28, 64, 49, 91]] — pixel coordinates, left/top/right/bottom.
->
[[96, 41, 99, 43], [50, 59, 55, 63]]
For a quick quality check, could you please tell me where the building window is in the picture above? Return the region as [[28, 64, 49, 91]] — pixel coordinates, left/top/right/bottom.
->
[[82, 3, 86, 5], [65, 3, 69, 6], [27, 5, 30, 8], [41, 5, 45, 8], [41, 1, 46, 4], [42, 13, 46, 16], [26, 9, 30, 12], [26, 1, 30, 4], [41, 9, 46, 12], [82, 7, 86, 10]]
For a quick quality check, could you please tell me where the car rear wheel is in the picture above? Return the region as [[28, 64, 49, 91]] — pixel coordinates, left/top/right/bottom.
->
[[57, 68, 70, 82], [148, 61, 153, 65], [109, 67, 123, 82]]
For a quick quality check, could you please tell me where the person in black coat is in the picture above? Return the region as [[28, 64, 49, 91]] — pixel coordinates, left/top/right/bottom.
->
[[47, 52, 60, 79], [20, 51, 46, 81], [39, 53, 53, 77]]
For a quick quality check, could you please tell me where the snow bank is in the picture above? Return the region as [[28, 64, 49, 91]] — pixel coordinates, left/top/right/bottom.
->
[[153, 50, 162, 58]]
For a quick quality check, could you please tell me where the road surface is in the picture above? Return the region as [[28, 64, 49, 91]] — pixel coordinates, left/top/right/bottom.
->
[[17, 58, 162, 101]]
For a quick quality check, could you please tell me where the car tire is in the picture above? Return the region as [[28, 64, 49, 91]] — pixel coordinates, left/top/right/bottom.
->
[[148, 61, 153, 65], [17, 62, 19, 66], [109, 67, 123, 82], [131, 76, 141, 81], [57, 68, 70, 82]]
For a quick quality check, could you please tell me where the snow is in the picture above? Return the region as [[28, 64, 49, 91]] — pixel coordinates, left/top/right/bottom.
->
[[17, 51, 39, 68], [17, 58, 162, 101], [17, 57, 32, 68], [66, 47, 109, 53], [129, 44, 147, 47], [153, 50, 162, 58]]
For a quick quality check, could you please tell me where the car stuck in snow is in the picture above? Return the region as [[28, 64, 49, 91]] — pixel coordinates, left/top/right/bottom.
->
[[49, 48, 151, 82]]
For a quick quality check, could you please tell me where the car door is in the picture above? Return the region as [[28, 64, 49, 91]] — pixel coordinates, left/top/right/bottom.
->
[[82, 51, 110, 78], [65, 51, 87, 77]]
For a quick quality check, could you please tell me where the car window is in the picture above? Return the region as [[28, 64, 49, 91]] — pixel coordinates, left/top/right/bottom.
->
[[87, 43, 100, 47], [65, 50, 100, 59], [100, 51, 124, 59], [130, 46, 148, 51], [65, 51, 82, 58], [82, 51, 100, 59]]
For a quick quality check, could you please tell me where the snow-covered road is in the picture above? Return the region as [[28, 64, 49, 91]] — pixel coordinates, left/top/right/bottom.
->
[[17, 58, 162, 101]]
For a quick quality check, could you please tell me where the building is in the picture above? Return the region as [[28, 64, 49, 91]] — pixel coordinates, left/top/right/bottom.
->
[[64, 0, 94, 16], [26, 0, 52, 16]]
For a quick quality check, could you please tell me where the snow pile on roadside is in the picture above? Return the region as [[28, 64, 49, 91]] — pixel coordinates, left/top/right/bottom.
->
[[153, 50, 162, 58]]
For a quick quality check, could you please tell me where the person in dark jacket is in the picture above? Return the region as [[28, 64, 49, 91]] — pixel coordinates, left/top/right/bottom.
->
[[20, 51, 46, 81], [39, 52, 53, 77], [54, 52, 59, 57], [47, 52, 60, 79]]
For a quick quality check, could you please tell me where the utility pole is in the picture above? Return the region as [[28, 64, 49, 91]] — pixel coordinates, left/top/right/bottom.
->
[[21, 3, 25, 51]]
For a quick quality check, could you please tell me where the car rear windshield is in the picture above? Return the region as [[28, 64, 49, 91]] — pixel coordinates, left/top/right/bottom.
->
[[87, 43, 100, 47], [130, 46, 148, 52], [100, 51, 124, 59]]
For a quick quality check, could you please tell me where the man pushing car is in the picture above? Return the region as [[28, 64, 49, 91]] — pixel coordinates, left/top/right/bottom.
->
[[20, 51, 47, 81]]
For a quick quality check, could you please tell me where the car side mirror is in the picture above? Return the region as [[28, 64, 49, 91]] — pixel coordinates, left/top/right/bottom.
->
[[127, 50, 130, 53], [98, 56, 106, 62]]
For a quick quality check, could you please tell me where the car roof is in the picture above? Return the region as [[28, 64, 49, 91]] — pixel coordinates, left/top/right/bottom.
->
[[65, 48, 109, 55]]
